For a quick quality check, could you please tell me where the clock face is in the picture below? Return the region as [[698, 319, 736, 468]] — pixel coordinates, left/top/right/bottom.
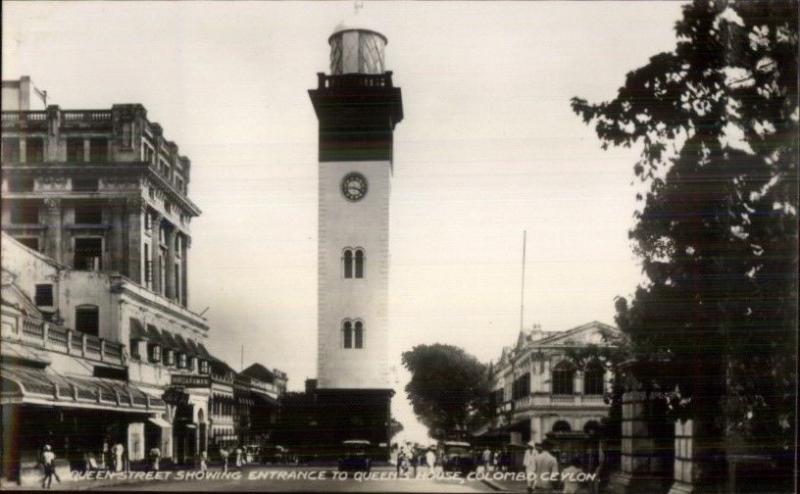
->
[[341, 173, 368, 201]]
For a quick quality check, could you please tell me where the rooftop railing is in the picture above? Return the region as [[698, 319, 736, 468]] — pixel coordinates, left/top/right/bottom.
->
[[62, 110, 112, 122]]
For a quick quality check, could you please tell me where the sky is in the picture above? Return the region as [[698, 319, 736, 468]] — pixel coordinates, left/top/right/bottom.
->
[[3, 1, 685, 443]]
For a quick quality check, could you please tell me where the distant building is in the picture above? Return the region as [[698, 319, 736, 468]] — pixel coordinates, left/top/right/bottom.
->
[[475, 321, 619, 447]]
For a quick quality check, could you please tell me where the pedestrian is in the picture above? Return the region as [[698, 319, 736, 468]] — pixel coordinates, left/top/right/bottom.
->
[[102, 439, 110, 470], [481, 447, 492, 473], [523, 441, 538, 494], [199, 450, 208, 472], [425, 447, 436, 474], [219, 445, 230, 473], [235, 445, 243, 468], [112, 442, 125, 472], [149, 446, 161, 472], [562, 456, 586, 494], [532, 441, 559, 492], [411, 447, 418, 477], [40, 444, 60, 489]]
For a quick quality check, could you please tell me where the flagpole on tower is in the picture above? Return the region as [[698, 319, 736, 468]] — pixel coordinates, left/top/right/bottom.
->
[[520, 230, 527, 332]]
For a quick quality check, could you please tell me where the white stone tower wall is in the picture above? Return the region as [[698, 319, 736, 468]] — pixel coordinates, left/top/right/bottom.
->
[[317, 160, 390, 389]]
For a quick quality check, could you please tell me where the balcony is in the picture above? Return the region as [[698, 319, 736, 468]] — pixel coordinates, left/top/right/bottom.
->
[[316, 71, 394, 90], [4, 316, 125, 366]]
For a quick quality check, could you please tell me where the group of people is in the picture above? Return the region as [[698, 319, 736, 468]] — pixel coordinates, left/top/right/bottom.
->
[[40, 440, 128, 489], [479, 446, 512, 473], [217, 445, 248, 472], [395, 444, 439, 476]]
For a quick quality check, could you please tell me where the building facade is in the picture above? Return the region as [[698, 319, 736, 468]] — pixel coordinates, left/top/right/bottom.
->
[[1, 81, 287, 485], [1, 96, 196, 308], [477, 322, 618, 447]]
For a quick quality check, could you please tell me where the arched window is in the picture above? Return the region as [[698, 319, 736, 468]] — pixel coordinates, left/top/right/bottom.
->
[[343, 248, 365, 279], [75, 305, 99, 336], [343, 250, 353, 279], [354, 250, 364, 278], [354, 321, 364, 349], [584, 361, 605, 395], [343, 321, 353, 348], [552, 420, 572, 433], [552, 361, 575, 395], [583, 420, 601, 435]]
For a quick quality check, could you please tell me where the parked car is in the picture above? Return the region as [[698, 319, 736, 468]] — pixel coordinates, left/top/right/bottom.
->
[[441, 441, 475, 476], [338, 440, 372, 474], [261, 445, 287, 464]]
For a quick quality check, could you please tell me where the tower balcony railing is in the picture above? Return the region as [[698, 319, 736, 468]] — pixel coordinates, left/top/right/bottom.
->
[[317, 71, 394, 90]]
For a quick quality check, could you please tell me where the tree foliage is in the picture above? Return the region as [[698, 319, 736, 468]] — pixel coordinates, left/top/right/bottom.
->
[[401, 344, 492, 440], [572, 0, 797, 456]]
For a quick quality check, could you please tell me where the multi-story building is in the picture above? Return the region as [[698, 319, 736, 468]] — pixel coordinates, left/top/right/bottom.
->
[[0, 79, 287, 484], [476, 321, 619, 448], [1, 89, 197, 307]]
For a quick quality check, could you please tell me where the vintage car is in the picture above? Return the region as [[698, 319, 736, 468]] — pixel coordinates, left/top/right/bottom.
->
[[337, 440, 372, 473], [441, 441, 475, 475], [260, 445, 288, 464]]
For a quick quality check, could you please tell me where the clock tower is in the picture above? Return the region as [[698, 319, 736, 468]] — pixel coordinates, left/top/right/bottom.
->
[[308, 12, 403, 457]]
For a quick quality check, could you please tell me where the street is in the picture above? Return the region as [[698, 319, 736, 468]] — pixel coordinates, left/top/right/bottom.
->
[[90, 466, 501, 492]]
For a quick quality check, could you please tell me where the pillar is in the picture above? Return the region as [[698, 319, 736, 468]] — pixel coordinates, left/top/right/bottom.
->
[[164, 225, 176, 301], [125, 197, 145, 283], [181, 236, 190, 307], [110, 198, 127, 274], [609, 365, 674, 494], [46, 105, 60, 160], [43, 198, 63, 263]]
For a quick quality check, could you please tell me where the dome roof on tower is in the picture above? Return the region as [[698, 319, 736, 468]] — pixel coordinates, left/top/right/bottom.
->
[[329, 10, 387, 44]]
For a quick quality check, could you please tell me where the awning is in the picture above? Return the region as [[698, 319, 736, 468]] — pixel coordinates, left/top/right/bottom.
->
[[186, 339, 199, 356], [172, 334, 194, 355], [148, 416, 172, 429], [146, 324, 165, 346], [1, 363, 166, 412], [130, 318, 146, 340], [159, 330, 180, 351]]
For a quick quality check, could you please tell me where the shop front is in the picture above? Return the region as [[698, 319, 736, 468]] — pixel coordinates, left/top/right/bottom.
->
[[0, 363, 166, 486]]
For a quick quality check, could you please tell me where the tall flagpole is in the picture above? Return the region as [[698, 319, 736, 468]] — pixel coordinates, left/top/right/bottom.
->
[[520, 230, 527, 332]]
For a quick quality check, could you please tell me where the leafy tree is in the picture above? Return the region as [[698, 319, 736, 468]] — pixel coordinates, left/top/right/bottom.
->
[[572, 0, 797, 485], [401, 344, 492, 440]]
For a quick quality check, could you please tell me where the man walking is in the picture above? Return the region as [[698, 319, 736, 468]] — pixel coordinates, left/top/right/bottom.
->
[[523, 441, 538, 494], [41, 444, 60, 489], [149, 446, 161, 472], [112, 442, 125, 472], [532, 441, 559, 492], [219, 445, 229, 473], [425, 447, 436, 475], [481, 447, 492, 473]]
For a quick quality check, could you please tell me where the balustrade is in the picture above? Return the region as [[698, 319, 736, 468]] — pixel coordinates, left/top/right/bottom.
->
[[22, 319, 44, 339], [4, 315, 126, 366], [62, 110, 112, 122], [317, 72, 394, 90], [47, 326, 69, 350]]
